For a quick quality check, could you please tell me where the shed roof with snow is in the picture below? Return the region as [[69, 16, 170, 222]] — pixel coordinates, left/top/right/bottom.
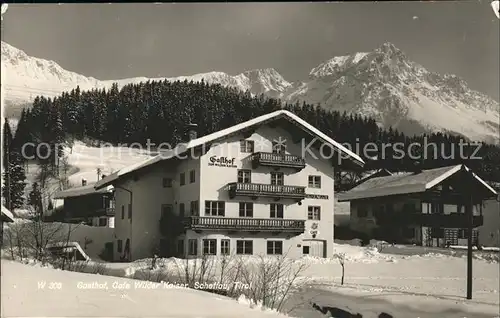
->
[[53, 184, 113, 199], [337, 164, 497, 202], [95, 110, 365, 190], [1, 205, 15, 222]]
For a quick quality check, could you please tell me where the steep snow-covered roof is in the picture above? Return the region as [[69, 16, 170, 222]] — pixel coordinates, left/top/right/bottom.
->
[[1, 205, 14, 222], [95, 110, 365, 190], [337, 164, 497, 201]]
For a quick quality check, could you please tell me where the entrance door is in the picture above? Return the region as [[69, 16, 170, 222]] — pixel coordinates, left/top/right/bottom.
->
[[303, 240, 325, 258]]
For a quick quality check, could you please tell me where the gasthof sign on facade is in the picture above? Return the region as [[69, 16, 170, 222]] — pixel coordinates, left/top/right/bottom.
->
[[208, 156, 237, 168]]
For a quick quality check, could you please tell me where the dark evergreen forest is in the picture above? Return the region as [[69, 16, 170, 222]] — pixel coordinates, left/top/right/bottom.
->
[[10, 79, 500, 183]]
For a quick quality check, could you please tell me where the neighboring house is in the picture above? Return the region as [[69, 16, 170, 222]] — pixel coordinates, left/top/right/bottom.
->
[[52, 180, 115, 228], [95, 110, 364, 262], [337, 165, 497, 247], [45, 242, 91, 261]]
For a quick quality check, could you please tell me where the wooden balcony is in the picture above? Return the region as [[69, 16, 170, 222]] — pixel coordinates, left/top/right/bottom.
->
[[417, 213, 483, 228], [251, 152, 306, 170], [184, 216, 305, 234], [377, 212, 483, 228], [228, 182, 306, 201]]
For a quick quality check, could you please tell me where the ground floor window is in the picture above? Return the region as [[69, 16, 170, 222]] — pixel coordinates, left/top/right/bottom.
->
[[221, 239, 230, 255], [236, 240, 253, 255], [302, 246, 310, 255], [99, 217, 107, 227], [117, 239, 123, 253], [267, 241, 283, 255], [177, 239, 184, 256], [188, 239, 198, 256], [203, 239, 217, 255]]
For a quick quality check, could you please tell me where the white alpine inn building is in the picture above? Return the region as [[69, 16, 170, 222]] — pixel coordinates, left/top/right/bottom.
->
[[95, 110, 364, 261]]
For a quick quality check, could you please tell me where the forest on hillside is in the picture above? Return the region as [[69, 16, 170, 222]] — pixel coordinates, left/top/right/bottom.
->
[[8, 79, 500, 183]]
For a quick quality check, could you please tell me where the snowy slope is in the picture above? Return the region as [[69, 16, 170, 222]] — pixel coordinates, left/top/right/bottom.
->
[[2, 243, 498, 318], [2, 41, 499, 142]]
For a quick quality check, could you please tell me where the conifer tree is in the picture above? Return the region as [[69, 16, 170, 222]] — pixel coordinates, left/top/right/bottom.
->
[[14, 78, 500, 182], [28, 182, 43, 218], [2, 118, 27, 210]]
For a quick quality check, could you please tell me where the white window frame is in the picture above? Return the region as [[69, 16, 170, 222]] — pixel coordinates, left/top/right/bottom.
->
[[271, 172, 284, 185], [240, 140, 255, 153], [203, 239, 217, 255], [239, 202, 254, 217], [272, 141, 286, 154], [221, 239, 230, 255], [270, 204, 284, 218], [236, 240, 253, 255], [238, 169, 252, 183], [205, 201, 225, 217], [188, 239, 198, 256], [267, 240, 283, 255], [308, 175, 321, 188], [308, 206, 321, 220]]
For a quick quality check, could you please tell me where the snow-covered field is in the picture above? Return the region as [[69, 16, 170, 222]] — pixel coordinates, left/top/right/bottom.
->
[[2, 242, 499, 317], [0, 260, 289, 318], [4, 140, 499, 317]]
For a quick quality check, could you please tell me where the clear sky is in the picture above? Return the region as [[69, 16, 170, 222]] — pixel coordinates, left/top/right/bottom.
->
[[2, 2, 499, 101]]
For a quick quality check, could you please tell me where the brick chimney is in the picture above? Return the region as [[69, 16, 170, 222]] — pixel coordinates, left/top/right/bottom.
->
[[186, 123, 198, 141], [81, 178, 87, 186]]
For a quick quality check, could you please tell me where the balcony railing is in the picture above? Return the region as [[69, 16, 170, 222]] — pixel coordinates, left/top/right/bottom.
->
[[184, 216, 305, 233], [252, 152, 306, 170], [376, 212, 483, 228], [228, 182, 306, 201]]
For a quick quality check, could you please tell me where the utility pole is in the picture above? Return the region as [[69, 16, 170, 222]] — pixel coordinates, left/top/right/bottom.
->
[[462, 164, 473, 300], [466, 190, 473, 299]]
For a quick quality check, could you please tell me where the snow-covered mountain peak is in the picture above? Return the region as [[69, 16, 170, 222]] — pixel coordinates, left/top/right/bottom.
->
[[1, 41, 100, 104], [309, 43, 411, 80], [375, 42, 402, 56], [288, 42, 499, 142], [2, 41, 26, 61], [2, 41, 499, 143], [309, 53, 369, 79], [241, 68, 292, 97]]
